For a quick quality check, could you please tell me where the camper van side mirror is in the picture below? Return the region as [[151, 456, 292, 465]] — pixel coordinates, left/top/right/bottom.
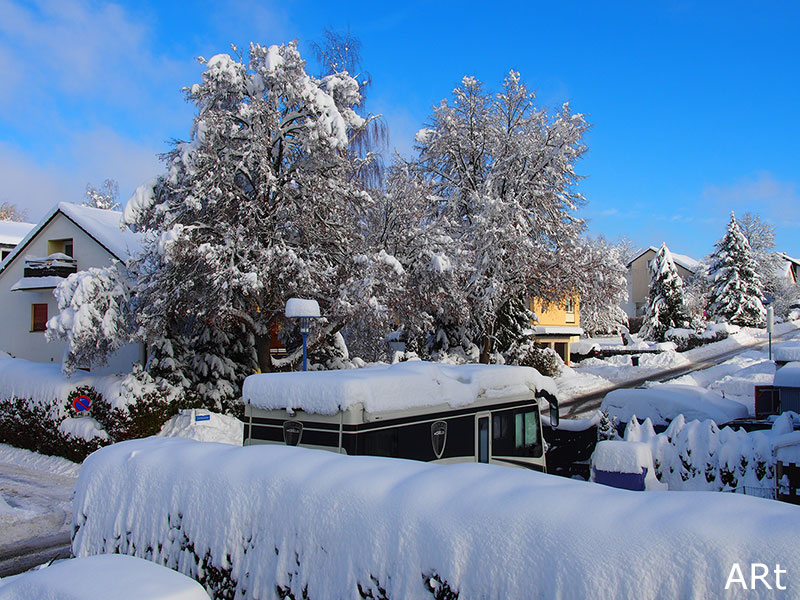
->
[[550, 404, 559, 429]]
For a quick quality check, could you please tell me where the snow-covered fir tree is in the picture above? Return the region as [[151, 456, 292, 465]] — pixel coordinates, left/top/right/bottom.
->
[[707, 212, 765, 326], [640, 243, 690, 341], [403, 72, 590, 361], [84, 179, 120, 210]]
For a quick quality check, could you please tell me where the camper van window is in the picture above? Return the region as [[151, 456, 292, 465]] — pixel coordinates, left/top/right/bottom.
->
[[491, 408, 542, 458]]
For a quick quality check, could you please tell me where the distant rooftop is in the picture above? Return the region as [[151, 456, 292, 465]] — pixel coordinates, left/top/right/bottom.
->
[[0, 220, 36, 246], [627, 246, 700, 273]]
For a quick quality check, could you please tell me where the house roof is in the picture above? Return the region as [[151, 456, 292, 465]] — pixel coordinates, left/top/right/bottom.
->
[[626, 246, 699, 274], [0, 203, 142, 274], [0, 220, 36, 246]]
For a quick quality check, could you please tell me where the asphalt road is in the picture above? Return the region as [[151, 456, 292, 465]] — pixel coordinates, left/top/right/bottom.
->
[[561, 328, 800, 417]]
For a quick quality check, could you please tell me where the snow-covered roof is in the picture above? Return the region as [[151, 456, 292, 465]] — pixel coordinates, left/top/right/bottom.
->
[[243, 361, 557, 416], [0, 220, 35, 246], [627, 246, 699, 273], [0, 203, 142, 275], [601, 384, 749, 426], [774, 362, 800, 388], [10, 275, 65, 291], [529, 325, 583, 336]]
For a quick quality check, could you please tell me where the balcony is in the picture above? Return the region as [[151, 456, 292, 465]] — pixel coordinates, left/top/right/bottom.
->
[[23, 253, 78, 278]]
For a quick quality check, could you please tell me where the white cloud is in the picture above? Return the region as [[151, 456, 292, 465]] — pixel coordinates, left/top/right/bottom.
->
[[703, 171, 799, 221], [0, 131, 162, 222]]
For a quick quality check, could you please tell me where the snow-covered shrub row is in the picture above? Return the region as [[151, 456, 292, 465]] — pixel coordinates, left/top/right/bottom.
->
[[0, 355, 194, 460], [624, 413, 795, 493], [664, 322, 738, 352], [73, 438, 800, 599]]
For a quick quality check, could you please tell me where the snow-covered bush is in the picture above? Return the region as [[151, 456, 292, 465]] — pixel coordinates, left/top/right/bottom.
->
[[73, 438, 800, 599], [509, 343, 563, 377], [623, 414, 781, 494], [664, 324, 730, 352]]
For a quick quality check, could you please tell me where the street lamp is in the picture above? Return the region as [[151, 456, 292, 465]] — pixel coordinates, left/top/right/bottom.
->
[[285, 298, 320, 372]]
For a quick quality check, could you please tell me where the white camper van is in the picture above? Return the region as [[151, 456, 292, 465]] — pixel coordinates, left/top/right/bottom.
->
[[242, 361, 559, 472]]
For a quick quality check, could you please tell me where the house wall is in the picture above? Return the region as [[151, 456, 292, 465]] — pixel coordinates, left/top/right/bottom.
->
[[624, 250, 695, 318], [530, 297, 580, 328], [0, 213, 140, 375]]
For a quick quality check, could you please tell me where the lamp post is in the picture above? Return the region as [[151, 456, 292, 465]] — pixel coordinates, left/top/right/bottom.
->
[[285, 298, 321, 372]]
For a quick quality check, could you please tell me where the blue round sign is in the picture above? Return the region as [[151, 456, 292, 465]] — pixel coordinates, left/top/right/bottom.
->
[[72, 395, 92, 412]]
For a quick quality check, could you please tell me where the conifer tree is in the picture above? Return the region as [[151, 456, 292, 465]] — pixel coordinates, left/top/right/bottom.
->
[[707, 212, 765, 327], [640, 243, 690, 341]]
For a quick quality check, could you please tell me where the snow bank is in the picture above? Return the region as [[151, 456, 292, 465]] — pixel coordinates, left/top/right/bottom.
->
[[158, 409, 243, 445], [72, 438, 800, 599], [601, 384, 748, 426], [0, 554, 210, 599], [244, 361, 558, 416], [0, 444, 80, 478]]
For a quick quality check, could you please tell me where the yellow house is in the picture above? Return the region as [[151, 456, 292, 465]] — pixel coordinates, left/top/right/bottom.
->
[[528, 297, 582, 365]]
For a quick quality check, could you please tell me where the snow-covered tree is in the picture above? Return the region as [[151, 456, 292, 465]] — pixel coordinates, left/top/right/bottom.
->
[[707, 213, 765, 327], [84, 179, 120, 210], [739, 212, 799, 317], [640, 243, 690, 341], [404, 72, 590, 361], [577, 236, 629, 336], [46, 262, 135, 374], [0, 201, 27, 221]]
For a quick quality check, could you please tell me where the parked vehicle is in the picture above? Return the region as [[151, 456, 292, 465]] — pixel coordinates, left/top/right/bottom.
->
[[242, 362, 559, 472]]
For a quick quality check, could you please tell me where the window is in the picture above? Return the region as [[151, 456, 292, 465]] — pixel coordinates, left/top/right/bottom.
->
[[492, 408, 542, 458], [47, 238, 73, 257], [1, 250, 9, 261], [32, 303, 48, 332], [565, 298, 575, 313]]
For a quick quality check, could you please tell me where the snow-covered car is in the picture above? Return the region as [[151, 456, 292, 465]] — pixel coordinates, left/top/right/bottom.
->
[[600, 384, 749, 427], [0, 554, 210, 600]]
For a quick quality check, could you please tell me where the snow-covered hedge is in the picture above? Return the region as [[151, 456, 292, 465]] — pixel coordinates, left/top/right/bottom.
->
[[0, 356, 192, 461], [664, 323, 736, 352], [73, 438, 800, 599], [622, 413, 797, 493]]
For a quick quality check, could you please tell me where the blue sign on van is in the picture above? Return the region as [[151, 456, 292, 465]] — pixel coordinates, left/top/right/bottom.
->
[[195, 414, 211, 422]]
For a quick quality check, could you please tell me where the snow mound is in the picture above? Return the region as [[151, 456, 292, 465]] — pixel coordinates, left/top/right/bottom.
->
[[0, 554, 211, 599], [601, 384, 748, 426], [72, 438, 800, 599], [58, 417, 109, 442], [244, 361, 557, 415], [158, 410, 243, 445], [0, 443, 80, 478]]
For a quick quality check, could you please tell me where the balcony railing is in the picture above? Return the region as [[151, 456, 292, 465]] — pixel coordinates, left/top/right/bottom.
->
[[23, 253, 78, 278]]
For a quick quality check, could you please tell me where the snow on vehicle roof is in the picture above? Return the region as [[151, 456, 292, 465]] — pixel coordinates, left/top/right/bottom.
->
[[601, 384, 748, 426], [774, 362, 800, 388], [774, 342, 800, 364], [243, 361, 557, 415], [0, 554, 211, 600]]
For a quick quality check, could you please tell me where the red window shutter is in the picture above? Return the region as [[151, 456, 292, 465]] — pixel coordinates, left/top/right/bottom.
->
[[32, 304, 48, 332]]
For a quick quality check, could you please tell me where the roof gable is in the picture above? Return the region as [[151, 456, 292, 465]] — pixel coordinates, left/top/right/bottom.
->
[[0, 203, 142, 275], [626, 245, 699, 273]]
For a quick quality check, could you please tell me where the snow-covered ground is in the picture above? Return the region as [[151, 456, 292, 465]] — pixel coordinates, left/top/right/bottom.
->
[[0, 445, 79, 559], [558, 320, 800, 415], [0, 412, 243, 563]]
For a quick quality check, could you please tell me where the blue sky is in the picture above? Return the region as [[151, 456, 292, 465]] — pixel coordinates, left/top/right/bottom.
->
[[1, 0, 798, 260]]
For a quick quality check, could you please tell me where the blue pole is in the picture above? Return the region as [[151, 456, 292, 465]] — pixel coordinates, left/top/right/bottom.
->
[[302, 330, 308, 372]]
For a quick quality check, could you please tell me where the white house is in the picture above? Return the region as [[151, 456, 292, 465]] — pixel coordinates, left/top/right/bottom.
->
[[0, 220, 36, 262], [0, 203, 142, 374], [622, 246, 699, 318]]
